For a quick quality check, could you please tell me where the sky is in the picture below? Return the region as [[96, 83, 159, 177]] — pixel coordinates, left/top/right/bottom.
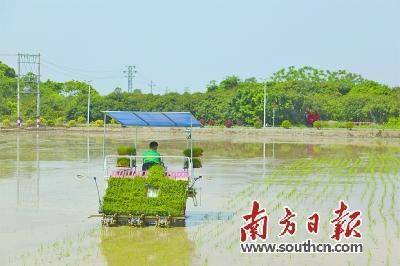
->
[[0, 0, 399, 95]]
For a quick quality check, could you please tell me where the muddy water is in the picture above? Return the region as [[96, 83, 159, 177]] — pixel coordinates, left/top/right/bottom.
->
[[0, 131, 399, 265]]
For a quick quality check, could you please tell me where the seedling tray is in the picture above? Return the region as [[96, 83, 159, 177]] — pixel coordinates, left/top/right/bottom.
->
[[98, 214, 186, 227]]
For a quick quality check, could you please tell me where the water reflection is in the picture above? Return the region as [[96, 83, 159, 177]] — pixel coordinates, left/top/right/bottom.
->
[[262, 141, 276, 178], [185, 211, 234, 226], [100, 227, 194, 266], [16, 132, 40, 208], [4, 133, 381, 164], [87, 133, 90, 178]]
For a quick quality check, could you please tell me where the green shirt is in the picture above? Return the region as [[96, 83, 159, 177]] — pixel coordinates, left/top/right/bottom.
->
[[142, 149, 161, 164]]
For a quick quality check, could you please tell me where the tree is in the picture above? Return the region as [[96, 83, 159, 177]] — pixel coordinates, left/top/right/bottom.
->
[[0, 61, 16, 78], [219, 75, 241, 90], [206, 80, 218, 92], [0, 62, 398, 126], [114, 87, 123, 94]]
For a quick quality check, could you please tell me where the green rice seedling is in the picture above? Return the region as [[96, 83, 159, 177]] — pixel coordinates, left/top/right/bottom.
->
[[361, 181, 370, 202], [367, 180, 377, 236], [148, 165, 165, 178], [392, 160, 399, 174], [116, 145, 136, 167], [378, 173, 388, 230], [184, 158, 202, 168], [117, 146, 128, 155], [116, 158, 130, 167], [192, 158, 203, 168], [183, 147, 203, 157], [101, 173, 188, 216], [118, 145, 136, 156], [126, 146, 136, 156]]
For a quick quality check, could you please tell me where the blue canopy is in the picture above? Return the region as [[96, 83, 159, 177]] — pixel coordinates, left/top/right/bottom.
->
[[103, 111, 202, 127]]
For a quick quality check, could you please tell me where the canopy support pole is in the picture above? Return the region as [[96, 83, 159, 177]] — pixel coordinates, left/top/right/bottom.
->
[[87, 132, 90, 179], [103, 113, 106, 158], [135, 127, 138, 150], [190, 116, 193, 179]]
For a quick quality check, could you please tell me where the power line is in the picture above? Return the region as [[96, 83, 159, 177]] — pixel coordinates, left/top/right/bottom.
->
[[4, 55, 178, 93], [41, 60, 119, 80], [0, 53, 17, 57], [41, 58, 115, 74]]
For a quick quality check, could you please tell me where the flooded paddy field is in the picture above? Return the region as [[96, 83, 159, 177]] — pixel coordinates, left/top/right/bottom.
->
[[0, 131, 399, 265]]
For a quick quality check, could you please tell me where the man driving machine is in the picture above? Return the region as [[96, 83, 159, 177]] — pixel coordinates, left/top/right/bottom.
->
[[142, 141, 162, 171]]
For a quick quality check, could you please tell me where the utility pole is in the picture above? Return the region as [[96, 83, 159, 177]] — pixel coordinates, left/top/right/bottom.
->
[[37, 53, 40, 128], [17, 54, 21, 127], [272, 108, 275, 127], [148, 80, 156, 94], [263, 83, 267, 128], [123, 65, 136, 93], [87, 81, 92, 128], [16, 53, 40, 127]]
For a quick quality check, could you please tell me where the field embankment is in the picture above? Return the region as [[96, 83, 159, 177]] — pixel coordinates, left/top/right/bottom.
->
[[2, 126, 400, 145]]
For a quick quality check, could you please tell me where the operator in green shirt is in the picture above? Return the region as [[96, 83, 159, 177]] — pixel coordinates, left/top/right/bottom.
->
[[142, 141, 162, 171]]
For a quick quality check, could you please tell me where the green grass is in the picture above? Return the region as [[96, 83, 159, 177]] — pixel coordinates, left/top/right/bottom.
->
[[101, 167, 188, 216]]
